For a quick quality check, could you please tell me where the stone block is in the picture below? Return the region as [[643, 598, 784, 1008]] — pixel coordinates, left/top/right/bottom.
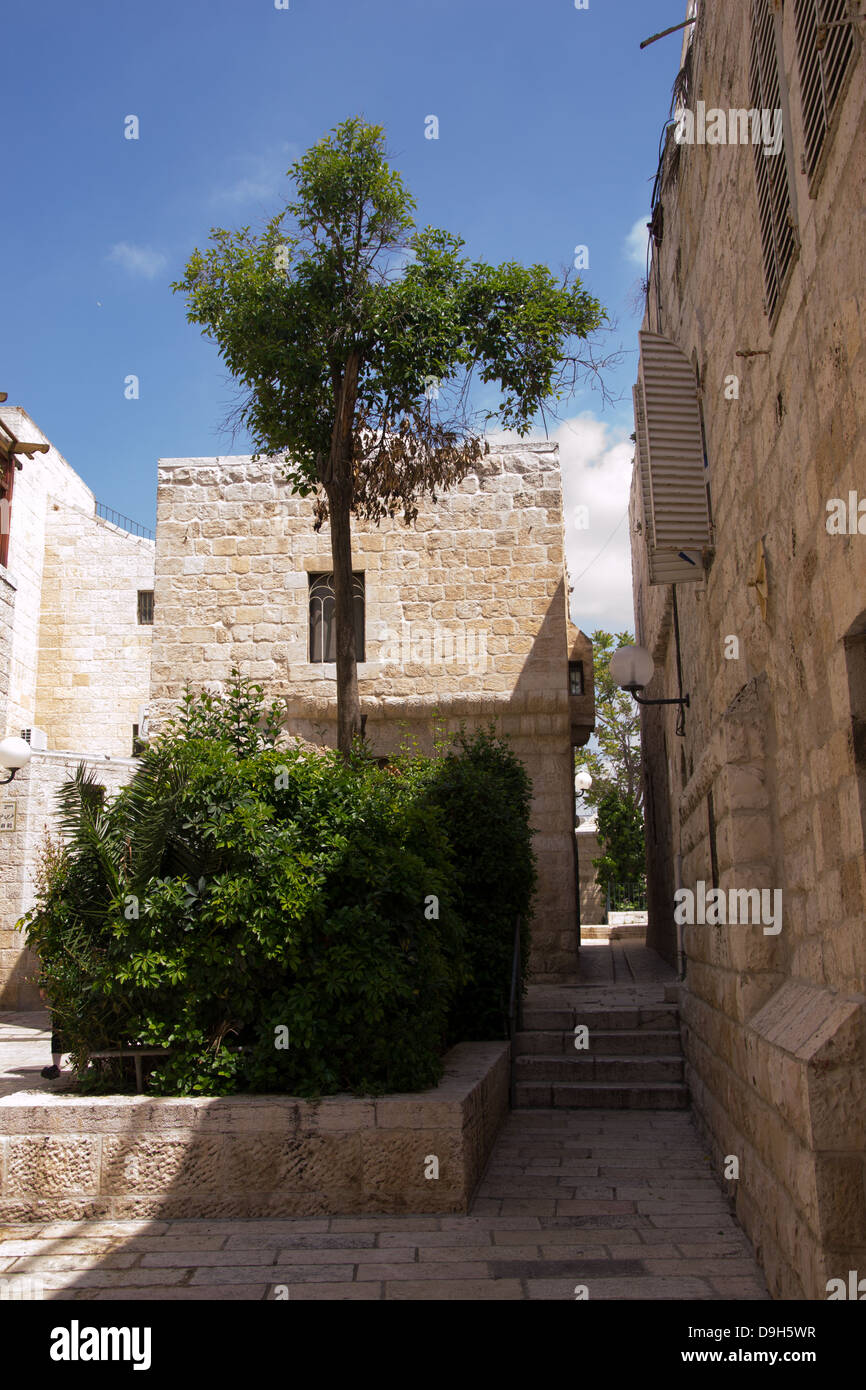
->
[[100, 1135, 224, 1195], [4, 1137, 101, 1197]]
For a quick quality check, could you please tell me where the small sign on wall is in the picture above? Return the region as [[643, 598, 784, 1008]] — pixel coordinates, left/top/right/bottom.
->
[[0, 802, 17, 832]]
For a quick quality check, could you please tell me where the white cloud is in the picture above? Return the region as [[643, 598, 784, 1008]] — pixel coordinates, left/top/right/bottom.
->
[[624, 216, 650, 269], [554, 413, 637, 635], [108, 242, 168, 279], [211, 144, 300, 207], [486, 414, 637, 634]]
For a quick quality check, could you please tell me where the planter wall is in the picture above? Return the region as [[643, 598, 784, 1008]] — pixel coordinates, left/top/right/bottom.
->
[[0, 1042, 509, 1221]]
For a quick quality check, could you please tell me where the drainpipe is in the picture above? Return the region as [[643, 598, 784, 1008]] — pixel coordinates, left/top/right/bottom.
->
[[674, 850, 685, 979]]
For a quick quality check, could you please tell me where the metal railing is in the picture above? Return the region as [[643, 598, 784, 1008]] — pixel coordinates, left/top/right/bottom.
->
[[95, 502, 155, 540], [508, 915, 523, 1109], [606, 879, 648, 914]]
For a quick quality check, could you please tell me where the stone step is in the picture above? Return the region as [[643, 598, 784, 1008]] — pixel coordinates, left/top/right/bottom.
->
[[579, 925, 646, 939], [515, 1054, 685, 1084], [521, 1006, 680, 1032], [515, 1080, 690, 1110], [515, 1029, 682, 1057]]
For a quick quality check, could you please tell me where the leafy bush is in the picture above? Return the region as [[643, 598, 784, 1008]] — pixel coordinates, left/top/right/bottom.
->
[[420, 726, 536, 1042], [22, 677, 534, 1096], [592, 787, 646, 889]]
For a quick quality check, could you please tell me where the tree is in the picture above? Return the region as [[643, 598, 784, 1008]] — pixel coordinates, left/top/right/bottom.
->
[[173, 117, 611, 756], [591, 787, 646, 892], [574, 628, 643, 811]]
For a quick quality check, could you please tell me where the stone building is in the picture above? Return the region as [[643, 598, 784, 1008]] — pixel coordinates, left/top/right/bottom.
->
[[149, 442, 595, 979], [628, 2, 865, 1297], [0, 405, 154, 1007]]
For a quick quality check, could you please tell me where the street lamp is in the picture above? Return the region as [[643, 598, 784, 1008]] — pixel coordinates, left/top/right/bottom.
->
[[0, 735, 32, 784], [610, 643, 690, 708], [610, 643, 690, 735], [574, 766, 592, 823], [572, 767, 594, 960]]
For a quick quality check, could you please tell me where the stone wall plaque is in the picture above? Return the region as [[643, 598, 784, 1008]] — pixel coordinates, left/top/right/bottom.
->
[[0, 802, 17, 832]]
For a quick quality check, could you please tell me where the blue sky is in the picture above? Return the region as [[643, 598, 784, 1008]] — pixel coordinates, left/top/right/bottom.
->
[[3, 0, 688, 630]]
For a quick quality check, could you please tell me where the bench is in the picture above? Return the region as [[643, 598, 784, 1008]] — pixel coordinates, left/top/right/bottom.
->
[[87, 1049, 173, 1093]]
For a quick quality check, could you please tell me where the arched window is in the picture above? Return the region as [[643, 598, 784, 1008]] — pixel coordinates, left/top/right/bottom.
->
[[309, 572, 365, 663]]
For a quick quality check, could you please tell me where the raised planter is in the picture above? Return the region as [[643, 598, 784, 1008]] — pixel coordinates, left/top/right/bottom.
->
[[0, 1041, 509, 1221]]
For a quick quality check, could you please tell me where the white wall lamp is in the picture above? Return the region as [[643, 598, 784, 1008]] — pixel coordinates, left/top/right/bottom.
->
[[0, 735, 32, 784], [574, 766, 593, 825], [610, 644, 690, 736]]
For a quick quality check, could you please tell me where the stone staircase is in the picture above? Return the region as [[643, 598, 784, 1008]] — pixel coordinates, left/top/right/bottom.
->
[[579, 922, 647, 940], [514, 986, 688, 1110]]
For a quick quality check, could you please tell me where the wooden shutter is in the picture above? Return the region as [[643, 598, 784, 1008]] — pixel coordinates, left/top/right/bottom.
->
[[794, 0, 856, 181], [634, 332, 712, 587], [750, 0, 796, 318], [0, 455, 14, 569]]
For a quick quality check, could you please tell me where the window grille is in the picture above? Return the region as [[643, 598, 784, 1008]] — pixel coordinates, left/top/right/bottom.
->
[[750, 0, 797, 318], [794, 0, 856, 182], [309, 572, 365, 663], [137, 590, 154, 625]]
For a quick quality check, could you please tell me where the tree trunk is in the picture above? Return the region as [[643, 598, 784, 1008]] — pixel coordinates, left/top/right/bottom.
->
[[328, 482, 362, 758], [324, 351, 362, 759]]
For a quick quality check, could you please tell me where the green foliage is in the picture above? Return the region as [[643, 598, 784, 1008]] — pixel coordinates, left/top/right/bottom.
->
[[419, 727, 536, 1041], [172, 116, 611, 753], [166, 668, 284, 756], [574, 629, 643, 811], [23, 687, 533, 1097], [172, 116, 607, 518], [592, 788, 646, 889]]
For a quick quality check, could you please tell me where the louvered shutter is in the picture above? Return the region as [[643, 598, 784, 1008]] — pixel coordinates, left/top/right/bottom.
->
[[794, 0, 856, 181], [750, 0, 796, 318], [635, 332, 711, 586], [634, 382, 698, 585]]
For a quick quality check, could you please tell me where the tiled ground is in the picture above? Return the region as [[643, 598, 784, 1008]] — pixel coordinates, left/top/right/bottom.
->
[[0, 1011, 62, 1098], [0, 946, 770, 1299], [0, 1113, 769, 1300]]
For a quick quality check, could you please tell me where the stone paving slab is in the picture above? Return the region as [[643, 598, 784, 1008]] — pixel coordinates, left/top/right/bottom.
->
[[0, 1010, 64, 1099], [0, 989, 770, 1301], [0, 1105, 770, 1301]]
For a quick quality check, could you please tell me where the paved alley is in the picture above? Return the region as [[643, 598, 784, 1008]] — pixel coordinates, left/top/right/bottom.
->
[[0, 945, 769, 1300]]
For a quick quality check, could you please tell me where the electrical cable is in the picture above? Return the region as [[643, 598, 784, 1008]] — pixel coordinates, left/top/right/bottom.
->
[[569, 506, 630, 585]]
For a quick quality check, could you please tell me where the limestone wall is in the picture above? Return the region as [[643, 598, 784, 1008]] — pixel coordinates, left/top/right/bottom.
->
[[34, 505, 154, 757], [0, 408, 154, 1007], [150, 444, 580, 979], [0, 568, 14, 735], [0, 1042, 510, 1220], [0, 407, 153, 755], [576, 826, 605, 927], [0, 752, 138, 1010], [0, 409, 93, 738], [630, 4, 866, 1297]]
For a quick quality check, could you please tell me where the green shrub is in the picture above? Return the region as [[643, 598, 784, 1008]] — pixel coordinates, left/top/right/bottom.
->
[[592, 788, 646, 888], [420, 726, 536, 1042], [22, 677, 534, 1096]]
